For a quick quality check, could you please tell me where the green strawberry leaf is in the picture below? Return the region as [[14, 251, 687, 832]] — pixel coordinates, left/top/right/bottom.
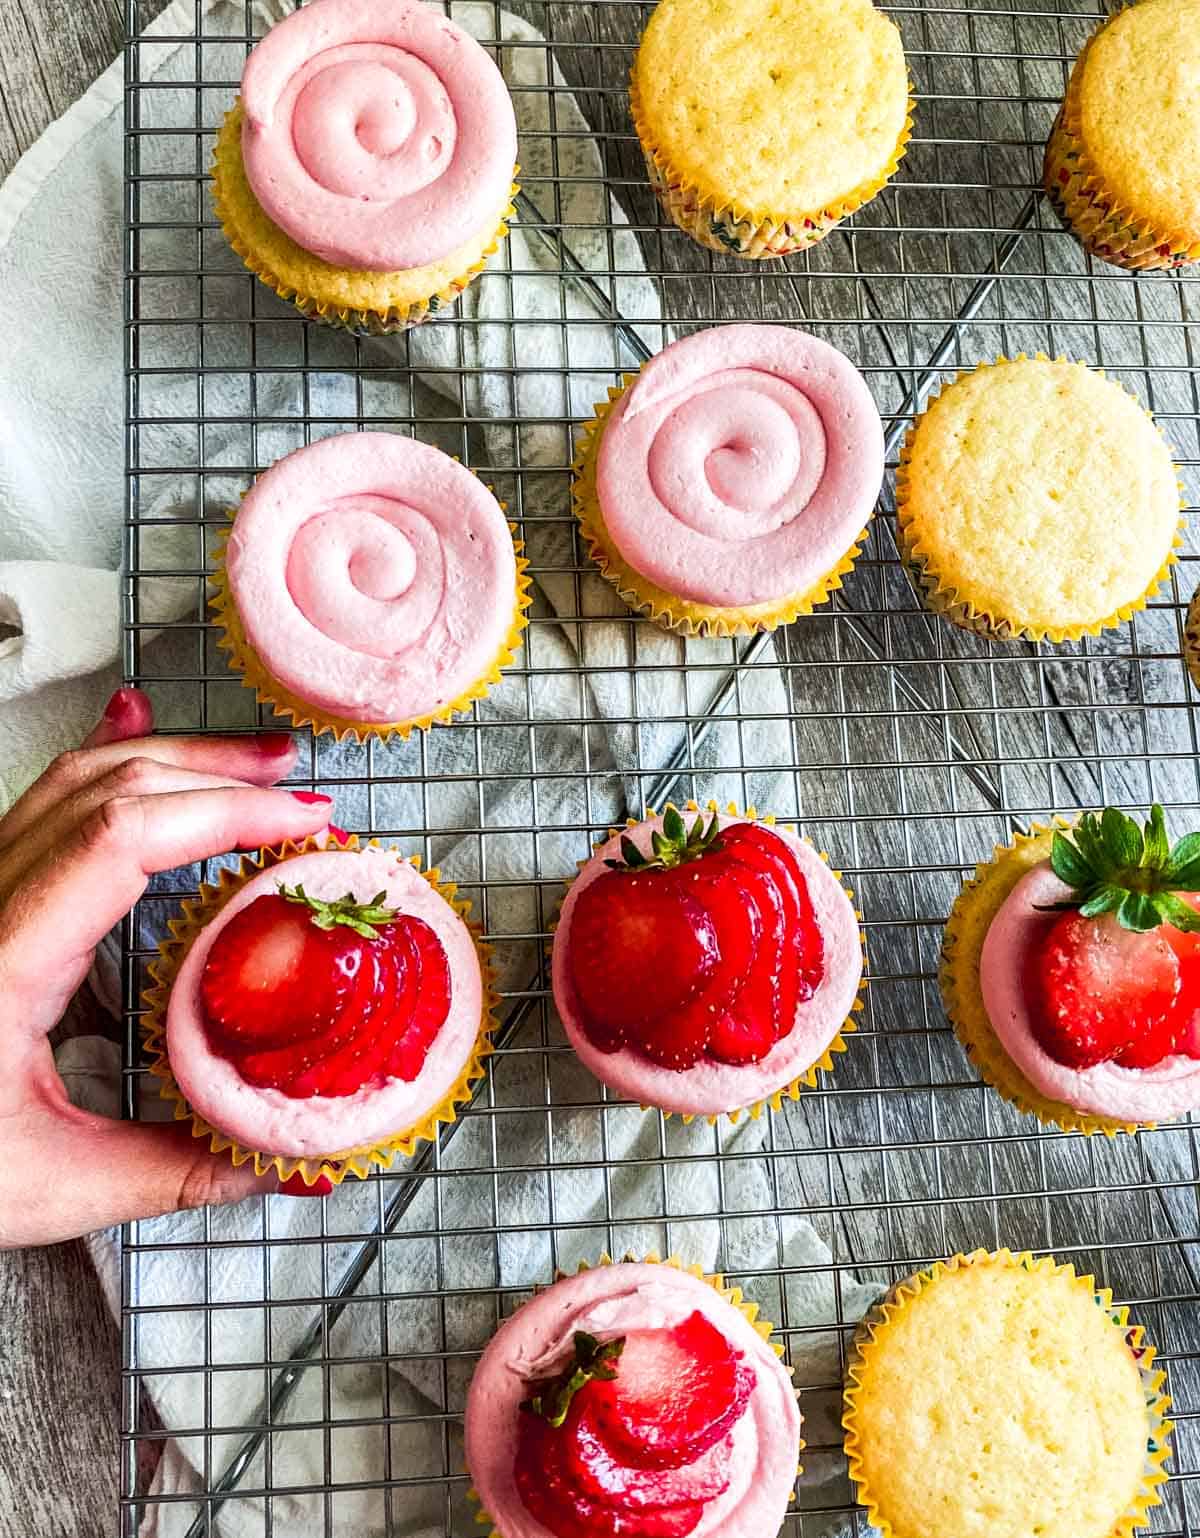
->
[[1077, 884, 1127, 919], [1117, 889, 1162, 933], [662, 806, 686, 844], [1153, 890, 1200, 933], [1050, 830, 1095, 890], [1165, 831, 1200, 886], [522, 1332, 625, 1427], [1101, 806, 1144, 869], [1142, 803, 1170, 869]]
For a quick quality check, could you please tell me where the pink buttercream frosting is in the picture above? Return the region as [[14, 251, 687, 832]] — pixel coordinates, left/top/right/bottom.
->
[[225, 432, 518, 725], [595, 326, 884, 608], [165, 848, 484, 1158], [979, 862, 1200, 1121], [240, 0, 517, 270], [551, 815, 863, 1116], [464, 1263, 800, 1538]]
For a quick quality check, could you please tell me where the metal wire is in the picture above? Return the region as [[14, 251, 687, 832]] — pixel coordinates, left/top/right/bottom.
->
[[122, 1, 1200, 1534]]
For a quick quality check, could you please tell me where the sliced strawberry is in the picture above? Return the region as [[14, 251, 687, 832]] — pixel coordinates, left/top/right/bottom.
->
[[387, 916, 452, 1081], [275, 942, 396, 1097], [565, 1392, 734, 1510], [705, 1009, 776, 1065]]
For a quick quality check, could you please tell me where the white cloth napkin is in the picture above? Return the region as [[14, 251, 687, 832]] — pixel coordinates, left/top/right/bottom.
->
[[2, 2, 880, 1532]]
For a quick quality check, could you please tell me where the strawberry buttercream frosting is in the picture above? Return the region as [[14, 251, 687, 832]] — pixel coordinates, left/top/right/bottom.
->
[[464, 1263, 800, 1538], [166, 848, 484, 1157], [224, 431, 519, 725], [595, 326, 883, 609], [552, 815, 863, 1116], [240, 0, 517, 271], [980, 863, 1200, 1121]]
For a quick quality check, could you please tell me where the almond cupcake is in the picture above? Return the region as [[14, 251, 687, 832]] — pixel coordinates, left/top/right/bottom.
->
[[573, 325, 884, 636], [630, 0, 912, 257], [1044, 0, 1200, 272], [212, 0, 518, 332], [898, 356, 1181, 642]]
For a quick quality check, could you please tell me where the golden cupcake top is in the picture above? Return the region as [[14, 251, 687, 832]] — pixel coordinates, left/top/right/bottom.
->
[[1074, 0, 1200, 240], [899, 356, 1179, 636], [631, 0, 909, 218]]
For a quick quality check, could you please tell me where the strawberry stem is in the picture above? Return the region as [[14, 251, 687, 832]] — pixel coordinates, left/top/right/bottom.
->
[[605, 809, 722, 873], [277, 883, 398, 939], [521, 1332, 625, 1427], [1045, 804, 1200, 934]]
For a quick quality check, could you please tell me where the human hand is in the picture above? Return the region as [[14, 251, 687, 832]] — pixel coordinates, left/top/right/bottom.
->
[[0, 689, 337, 1248]]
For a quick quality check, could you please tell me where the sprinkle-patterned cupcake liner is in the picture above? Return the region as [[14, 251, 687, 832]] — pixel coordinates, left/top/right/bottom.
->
[[572, 382, 868, 636], [212, 104, 518, 334], [553, 799, 868, 1125], [140, 834, 499, 1188], [468, 1251, 802, 1538], [208, 506, 533, 743], [940, 817, 1143, 1136], [843, 1248, 1173, 1538], [896, 353, 1184, 643], [629, 64, 914, 259], [1042, 17, 1200, 273]]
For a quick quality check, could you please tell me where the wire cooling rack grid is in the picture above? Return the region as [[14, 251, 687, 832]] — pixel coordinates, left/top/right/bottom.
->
[[122, 0, 1200, 1533]]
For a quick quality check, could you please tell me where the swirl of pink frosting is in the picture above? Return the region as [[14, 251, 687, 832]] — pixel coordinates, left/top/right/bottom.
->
[[225, 432, 518, 725], [596, 326, 884, 609], [240, 0, 518, 270]]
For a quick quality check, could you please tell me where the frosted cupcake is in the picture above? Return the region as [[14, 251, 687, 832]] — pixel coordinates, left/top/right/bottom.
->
[[844, 1249, 1171, 1538], [941, 805, 1200, 1135], [465, 1258, 800, 1538], [211, 431, 532, 739], [551, 804, 864, 1120], [142, 838, 497, 1185], [1045, 0, 1200, 271], [898, 356, 1181, 642], [630, 0, 911, 258], [212, 0, 518, 332], [573, 326, 884, 635]]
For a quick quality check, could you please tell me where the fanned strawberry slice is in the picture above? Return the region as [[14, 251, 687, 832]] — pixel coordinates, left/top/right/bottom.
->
[[564, 1395, 734, 1510], [705, 1009, 776, 1065], [387, 916, 452, 1081], [283, 942, 398, 1097]]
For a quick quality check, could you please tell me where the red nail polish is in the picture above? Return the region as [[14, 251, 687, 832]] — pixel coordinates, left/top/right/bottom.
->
[[258, 733, 295, 756], [278, 1171, 333, 1197], [103, 687, 139, 721], [290, 790, 333, 807], [327, 824, 350, 846]]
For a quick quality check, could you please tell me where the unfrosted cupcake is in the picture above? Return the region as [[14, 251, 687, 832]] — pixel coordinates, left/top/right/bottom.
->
[[211, 431, 531, 739], [630, 0, 911, 257], [1044, 0, 1200, 272], [142, 838, 497, 1186], [898, 356, 1181, 642], [573, 326, 884, 635], [941, 805, 1200, 1135], [212, 0, 518, 332], [550, 804, 864, 1119], [465, 1257, 800, 1538], [844, 1249, 1171, 1538]]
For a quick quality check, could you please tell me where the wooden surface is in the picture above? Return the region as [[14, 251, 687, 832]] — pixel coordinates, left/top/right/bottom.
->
[[1, 9, 128, 1534]]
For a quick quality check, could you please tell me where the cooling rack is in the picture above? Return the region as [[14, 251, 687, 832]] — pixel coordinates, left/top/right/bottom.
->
[[121, 0, 1200, 1533]]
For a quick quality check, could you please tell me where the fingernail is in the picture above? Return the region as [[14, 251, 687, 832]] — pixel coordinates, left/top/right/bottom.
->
[[258, 733, 295, 756], [278, 1171, 334, 1197], [290, 790, 333, 808], [103, 687, 140, 721]]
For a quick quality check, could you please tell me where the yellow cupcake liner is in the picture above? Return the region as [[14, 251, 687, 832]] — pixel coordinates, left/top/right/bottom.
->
[[212, 103, 518, 333], [208, 506, 533, 742], [896, 353, 1185, 643], [469, 1251, 802, 1537], [629, 62, 914, 259], [1183, 582, 1200, 692], [572, 383, 868, 636], [843, 1248, 1173, 1538], [140, 833, 499, 1187], [1043, 18, 1200, 273], [552, 799, 867, 1124], [940, 817, 1144, 1136]]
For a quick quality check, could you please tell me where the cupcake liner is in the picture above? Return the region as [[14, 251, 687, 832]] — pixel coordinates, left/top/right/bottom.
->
[[208, 509, 533, 742], [940, 817, 1142, 1136], [896, 354, 1185, 643], [469, 1251, 802, 1537], [1042, 20, 1200, 273], [572, 382, 868, 636], [629, 63, 914, 259], [554, 800, 868, 1125], [140, 834, 499, 1187], [843, 1248, 1173, 1538], [211, 104, 518, 334]]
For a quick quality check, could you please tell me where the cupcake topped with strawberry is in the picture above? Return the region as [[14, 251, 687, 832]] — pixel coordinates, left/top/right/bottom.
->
[[464, 1260, 801, 1538], [942, 805, 1200, 1132], [550, 805, 864, 1118]]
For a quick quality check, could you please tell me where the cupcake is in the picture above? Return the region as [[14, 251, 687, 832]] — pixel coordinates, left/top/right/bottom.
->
[[465, 1257, 800, 1538], [211, 431, 532, 739], [1044, 0, 1200, 272], [550, 803, 865, 1120], [630, 0, 911, 258], [573, 326, 884, 636], [898, 356, 1181, 642], [941, 805, 1200, 1135], [211, 0, 518, 332], [142, 837, 497, 1185], [843, 1249, 1171, 1538]]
